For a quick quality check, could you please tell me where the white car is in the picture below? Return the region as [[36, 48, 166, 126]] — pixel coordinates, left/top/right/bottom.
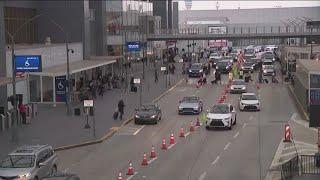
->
[[209, 53, 221, 60], [206, 104, 237, 130], [239, 93, 260, 111], [230, 79, 246, 94]]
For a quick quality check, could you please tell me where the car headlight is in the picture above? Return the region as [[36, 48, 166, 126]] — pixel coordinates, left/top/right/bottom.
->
[[199, 69, 203, 72], [178, 106, 183, 110], [189, 69, 192, 72], [216, 66, 219, 69], [151, 115, 156, 118], [135, 114, 140, 118], [263, 70, 267, 73], [242, 86, 246, 90], [273, 58, 275, 61], [272, 72, 275, 76], [19, 173, 31, 179], [194, 106, 199, 110]]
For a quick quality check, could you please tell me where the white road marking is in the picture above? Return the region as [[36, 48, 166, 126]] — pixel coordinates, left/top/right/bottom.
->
[[126, 172, 138, 180], [249, 115, 254, 121], [242, 123, 247, 128], [168, 143, 176, 150], [133, 125, 145, 135], [147, 157, 158, 164], [291, 118, 318, 132], [185, 132, 191, 137], [290, 113, 297, 121], [198, 171, 207, 180], [211, 156, 220, 165], [224, 142, 231, 150], [233, 131, 240, 138]]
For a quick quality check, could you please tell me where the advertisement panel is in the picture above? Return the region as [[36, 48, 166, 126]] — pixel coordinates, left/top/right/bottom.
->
[[208, 26, 227, 34], [15, 55, 42, 72], [127, 41, 141, 52], [55, 76, 67, 102]]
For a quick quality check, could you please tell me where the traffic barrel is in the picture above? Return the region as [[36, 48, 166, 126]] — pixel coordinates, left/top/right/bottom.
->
[[150, 145, 156, 158], [179, 127, 185, 137], [161, 138, 167, 150], [190, 121, 195, 132], [283, 124, 292, 143], [169, 133, 175, 144], [127, 162, 135, 175], [141, 153, 148, 166]]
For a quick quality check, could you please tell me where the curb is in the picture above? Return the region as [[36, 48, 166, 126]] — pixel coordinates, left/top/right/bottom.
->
[[287, 85, 309, 121], [54, 78, 184, 151]]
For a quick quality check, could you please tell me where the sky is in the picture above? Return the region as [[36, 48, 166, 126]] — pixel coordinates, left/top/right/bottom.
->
[[178, 1, 320, 10]]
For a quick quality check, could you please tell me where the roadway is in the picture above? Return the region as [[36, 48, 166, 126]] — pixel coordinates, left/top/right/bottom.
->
[[57, 62, 301, 180]]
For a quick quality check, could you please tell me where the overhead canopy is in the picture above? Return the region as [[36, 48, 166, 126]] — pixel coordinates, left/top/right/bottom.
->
[[30, 56, 121, 77], [0, 77, 25, 87]]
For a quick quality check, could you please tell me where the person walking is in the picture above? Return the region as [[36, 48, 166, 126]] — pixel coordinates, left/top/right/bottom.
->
[[18, 103, 27, 124], [154, 69, 158, 83], [118, 99, 125, 120]]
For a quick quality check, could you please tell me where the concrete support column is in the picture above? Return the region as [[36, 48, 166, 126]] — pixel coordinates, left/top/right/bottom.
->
[[82, 0, 91, 59], [0, 2, 7, 113]]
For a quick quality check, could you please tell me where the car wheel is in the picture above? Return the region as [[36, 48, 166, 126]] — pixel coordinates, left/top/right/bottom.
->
[[51, 164, 57, 175], [233, 116, 237, 125], [228, 122, 232, 130], [154, 119, 158, 125], [206, 126, 210, 130], [34, 177, 39, 180], [134, 120, 139, 125]]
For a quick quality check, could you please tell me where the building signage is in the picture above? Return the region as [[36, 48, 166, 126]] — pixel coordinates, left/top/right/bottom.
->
[[309, 73, 320, 127], [84, 100, 94, 107], [127, 41, 141, 52], [15, 55, 42, 72], [134, 78, 141, 84], [310, 74, 320, 88], [55, 75, 66, 102]]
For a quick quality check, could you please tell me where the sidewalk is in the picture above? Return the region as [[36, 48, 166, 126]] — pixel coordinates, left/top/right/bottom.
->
[[0, 58, 185, 158]]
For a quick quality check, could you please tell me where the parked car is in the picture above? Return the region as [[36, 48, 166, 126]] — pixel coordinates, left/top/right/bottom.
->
[[239, 93, 261, 111], [188, 63, 204, 77], [134, 104, 162, 124], [0, 145, 58, 180], [205, 104, 237, 130], [178, 96, 203, 115], [230, 79, 247, 94]]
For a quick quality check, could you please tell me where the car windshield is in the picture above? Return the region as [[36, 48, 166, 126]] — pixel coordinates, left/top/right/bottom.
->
[[264, 65, 274, 69], [242, 95, 257, 100], [263, 61, 273, 65], [182, 97, 198, 103], [0, 155, 35, 168], [210, 105, 229, 114], [246, 49, 254, 54], [232, 80, 245, 85], [217, 61, 228, 66], [191, 64, 202, 69], [139, 105, 155, 111], [243, 62, 253, 66], [264, 54, 274, 59]]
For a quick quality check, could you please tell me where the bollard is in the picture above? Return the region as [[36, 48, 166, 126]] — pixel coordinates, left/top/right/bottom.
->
[[0, 114, 5, 131]]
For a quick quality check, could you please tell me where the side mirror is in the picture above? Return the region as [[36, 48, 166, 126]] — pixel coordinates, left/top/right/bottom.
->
[[38, 162, 46, 168]]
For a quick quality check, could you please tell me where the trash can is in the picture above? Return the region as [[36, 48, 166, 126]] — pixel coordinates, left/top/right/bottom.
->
[[74, 108, 81, 116], [316, 152, 320, 168]]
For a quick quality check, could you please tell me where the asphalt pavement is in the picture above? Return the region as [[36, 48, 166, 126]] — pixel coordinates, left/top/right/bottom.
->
[[56, 61, 304, 180]]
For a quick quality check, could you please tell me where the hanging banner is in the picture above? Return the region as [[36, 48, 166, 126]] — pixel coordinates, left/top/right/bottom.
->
[[15, 55, 42, 72], [55, 76, 67, 102]]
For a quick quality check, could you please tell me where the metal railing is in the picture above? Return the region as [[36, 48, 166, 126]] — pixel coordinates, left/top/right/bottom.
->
[[153, 25, 320, 36], [300, 154, 320, 175], [281, 155, 299, 180]]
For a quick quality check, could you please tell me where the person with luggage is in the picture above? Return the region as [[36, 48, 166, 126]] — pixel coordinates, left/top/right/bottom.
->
[[18, 103, 27, 124], [118, 99, 125, 120]]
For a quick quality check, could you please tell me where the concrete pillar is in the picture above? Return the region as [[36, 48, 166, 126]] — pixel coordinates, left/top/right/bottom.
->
[[0, 2, 7, 113], [94, 0, 107, 56], [82, 0, 91, 59], [153, 0, 168, 30], [168, 0, 173, 30]]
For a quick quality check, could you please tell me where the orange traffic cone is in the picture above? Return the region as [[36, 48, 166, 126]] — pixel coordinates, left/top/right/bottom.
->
[[141, 153, 148, 166], [179, 127, 185, 137], [196, 117, 201, 126], [222, 94, 227, 100], [219, 97, 224, 104], [190, 121, 195, 132], [150, 145, 156, 158], [127, 162, 134, 175], [118, 172, 123, 180], [170, 133, 175, 144], [161, 138, 167, 150], [283, 124, 292, 143]]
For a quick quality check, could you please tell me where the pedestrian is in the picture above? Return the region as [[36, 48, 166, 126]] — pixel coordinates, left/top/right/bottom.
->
[[182, 62, 186, 74], [18, 103, 27, 124], [172, 64, 176, 75], [258, 69, 263, 83], [154, 69, 158, 83], [98, 82, 104, 98], [118, 99, 125, 120], [239, 69, 244, 79]]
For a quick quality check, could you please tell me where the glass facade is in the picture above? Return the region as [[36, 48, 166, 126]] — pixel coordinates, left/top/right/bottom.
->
[[106, 0, 153, 56]]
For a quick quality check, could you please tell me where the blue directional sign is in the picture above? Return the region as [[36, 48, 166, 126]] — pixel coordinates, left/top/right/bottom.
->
[[127, 41, 141, 52], [55, 75, 66, 102], [15, 55, 42, 72]]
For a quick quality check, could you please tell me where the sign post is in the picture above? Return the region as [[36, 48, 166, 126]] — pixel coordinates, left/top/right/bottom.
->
[[83, 100, 94, 131], [134, 78, 142, 106]]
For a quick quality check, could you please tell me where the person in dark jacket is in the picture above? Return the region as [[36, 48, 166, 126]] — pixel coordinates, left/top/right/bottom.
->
[[118, 99, 125, 120]]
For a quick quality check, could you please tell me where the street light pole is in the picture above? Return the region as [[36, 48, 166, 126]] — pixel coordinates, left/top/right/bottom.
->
[[10, 36, 18, 142], [65, 34, 71, 116], [310, 41, 315, 59]]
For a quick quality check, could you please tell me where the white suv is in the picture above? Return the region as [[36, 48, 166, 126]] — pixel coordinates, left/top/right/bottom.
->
[[239, 93, 261, 111], [206, 104, 237, 130]]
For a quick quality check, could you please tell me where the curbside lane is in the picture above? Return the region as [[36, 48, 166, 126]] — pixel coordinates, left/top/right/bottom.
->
[[54, 78, 184, 152]]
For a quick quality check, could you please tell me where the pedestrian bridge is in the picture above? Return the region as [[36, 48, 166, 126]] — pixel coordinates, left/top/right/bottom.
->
[[147, 26, 320, 41]]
